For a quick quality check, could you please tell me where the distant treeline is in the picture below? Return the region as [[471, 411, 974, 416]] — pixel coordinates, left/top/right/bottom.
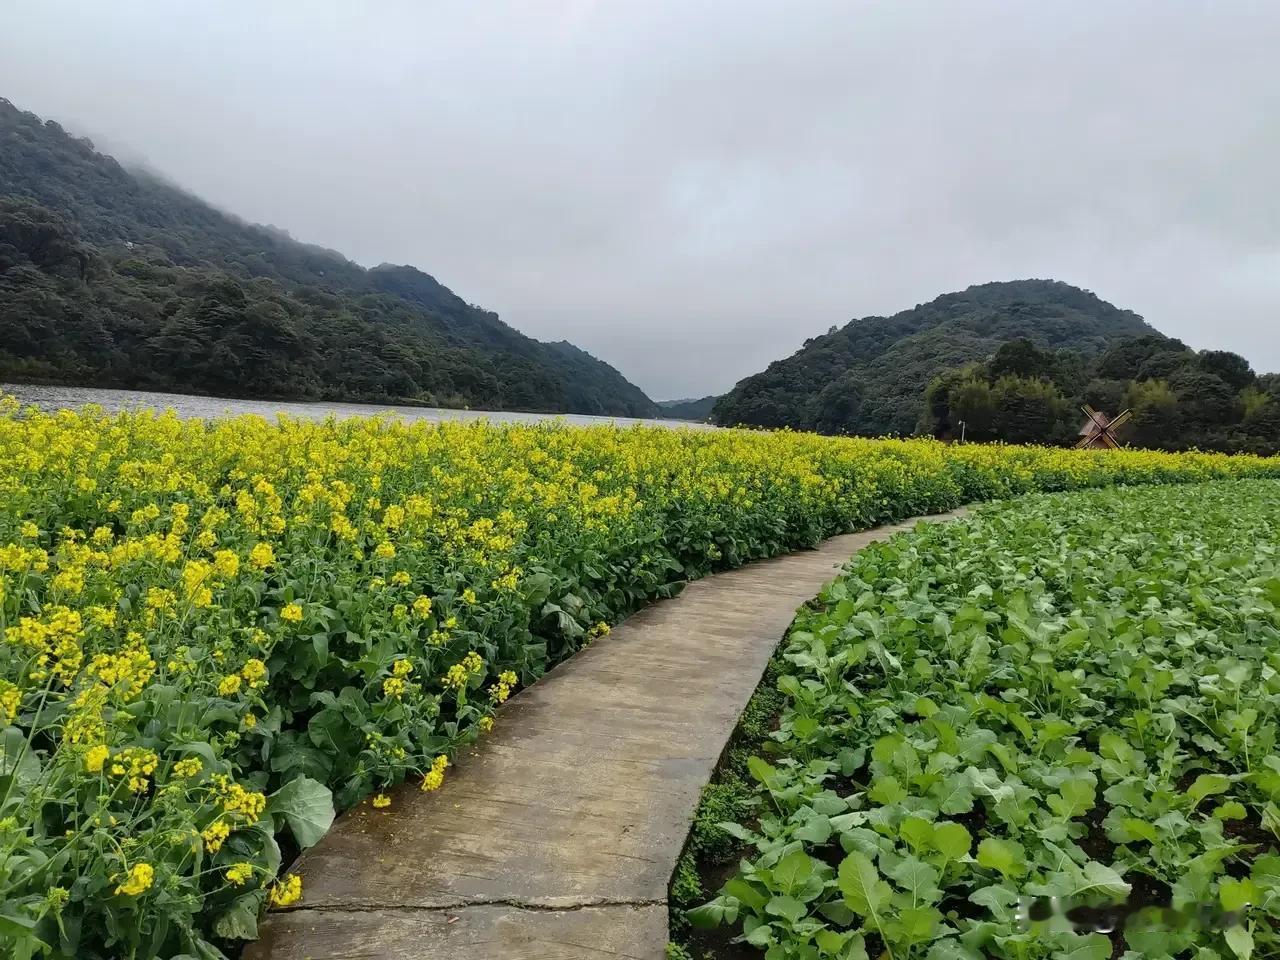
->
[[923, 336, 1280, 454]]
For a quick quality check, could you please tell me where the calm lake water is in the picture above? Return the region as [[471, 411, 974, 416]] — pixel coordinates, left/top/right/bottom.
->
[[2, 384, 710, 430]]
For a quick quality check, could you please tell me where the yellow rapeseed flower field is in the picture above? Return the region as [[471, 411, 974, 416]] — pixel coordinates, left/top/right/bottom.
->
[[1, 397, 1278, 958]]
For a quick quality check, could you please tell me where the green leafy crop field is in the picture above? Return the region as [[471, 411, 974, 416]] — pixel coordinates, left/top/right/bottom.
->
[[689, 480, 1280, 959]]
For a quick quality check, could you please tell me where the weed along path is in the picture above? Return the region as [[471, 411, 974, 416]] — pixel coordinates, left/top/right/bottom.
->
[[248, 509, 967, 960]]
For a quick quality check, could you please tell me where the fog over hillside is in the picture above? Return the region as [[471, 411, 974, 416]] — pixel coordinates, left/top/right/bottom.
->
[[3, 1, 1278, 397]]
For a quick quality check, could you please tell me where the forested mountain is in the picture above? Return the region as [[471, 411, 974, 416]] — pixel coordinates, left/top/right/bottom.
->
[[656, 395, 719, 421], [0, 98, 658, 415], [711, 280, 1155, 434]]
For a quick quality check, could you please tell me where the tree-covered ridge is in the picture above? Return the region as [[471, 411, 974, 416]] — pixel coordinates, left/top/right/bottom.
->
[[657, 395, 720, 421], [923, 335, 1280, 454], [0, 98, 658, 415], [711, 279, 1156, 435]]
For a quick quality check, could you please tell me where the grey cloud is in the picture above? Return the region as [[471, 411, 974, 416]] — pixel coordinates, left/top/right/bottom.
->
[[3, 0, 1278, 398]]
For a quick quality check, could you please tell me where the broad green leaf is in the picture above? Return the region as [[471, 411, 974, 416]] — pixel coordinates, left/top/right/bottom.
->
[[817, 898, 857, 927], [969, 883, 1019, 923], [1047, 776, 1096, 819], [986, 742, 1018, 775], [772, 849, 814, 894], [1037, 718, 1077, 745], [1220, 877, 1260, 913], [765, 895, 807, 924], [793, 715, 820, 740], [716, 821, 755, 842], [213, 893, 263, 940], [815, 929, 850, 955], [812, 794, 848, 816], [869, 776, 907, 805], [888, 854, 941, 902], [1120, 817, 1160, 844], [793, 814, 833, 845], [174, 741, 219, 766], [1005, 708, 1034, 743], [1076, 861, 1131, 900], [686, 901, 734, 930], [820, 931, 868, 960], [899, 816, 935, 853], [927, 940, 983, 960], [965, 766, 1014, 805], [932, 821, 972, 862], [0, 910, 38, 937], [1058, 935, 1114, 960], [829, 811, 868, 833], [838, 851, 892, 922], [934, 772, 975, 814], [269, 776, 335, 849], [723, 877, 767, 913], [1212, 800, 1247, 821], [1225, 924, 1253, 960], [1186, 774, 1232, 807], [976, 837, 1027, 880], [748, 756, 782, 789], [743, 917, 774, 946], [1263, 802, 1280, 837], [0, 728, 40, 789], [1251, 853, 1280, 891], [895, 904, 943, 944]]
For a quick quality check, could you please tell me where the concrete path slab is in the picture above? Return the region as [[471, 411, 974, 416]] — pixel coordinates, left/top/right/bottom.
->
[[247, 510, 966, 960]]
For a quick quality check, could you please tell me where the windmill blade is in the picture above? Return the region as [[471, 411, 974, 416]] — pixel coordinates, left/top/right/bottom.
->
[[1109, 409, 1133, 430]]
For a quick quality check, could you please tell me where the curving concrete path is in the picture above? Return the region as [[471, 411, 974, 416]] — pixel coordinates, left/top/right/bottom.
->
[[247, 510, 966, 960]]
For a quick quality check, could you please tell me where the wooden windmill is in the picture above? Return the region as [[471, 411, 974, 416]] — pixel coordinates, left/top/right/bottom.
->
[[1075, 405, 1131, 450]]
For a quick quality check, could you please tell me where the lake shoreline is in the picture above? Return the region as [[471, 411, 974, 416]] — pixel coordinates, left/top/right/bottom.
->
[[1, 383, 710, 430]]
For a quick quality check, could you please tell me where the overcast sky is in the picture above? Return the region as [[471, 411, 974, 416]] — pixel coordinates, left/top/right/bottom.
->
[[3, 1, 1279, 398]]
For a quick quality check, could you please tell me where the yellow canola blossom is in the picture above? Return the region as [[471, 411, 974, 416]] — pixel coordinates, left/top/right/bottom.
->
[[201, 819, 231, 853], [114, 862, 154, 897], [268, 873, 303, 908], [420, 754, 449, 792], [173, 757, 203, 778], [83, 743, 109, 773]]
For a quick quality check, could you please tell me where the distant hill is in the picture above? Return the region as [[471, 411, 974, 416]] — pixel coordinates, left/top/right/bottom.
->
[[711, 280, 1157, 434], [0, 98, 658, 416], [656, 395, 719, 421]]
